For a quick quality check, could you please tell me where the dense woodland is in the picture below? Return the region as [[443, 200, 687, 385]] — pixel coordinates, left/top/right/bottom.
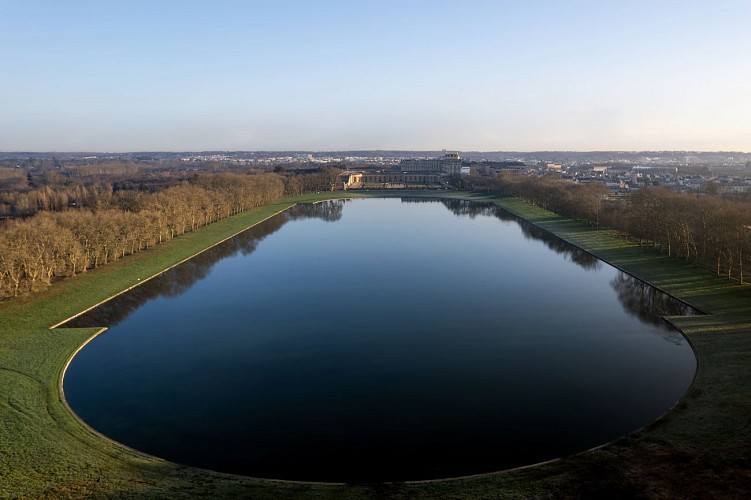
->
[[0, 168, 338, 299], [0, 164, 341, 218], [473, 172, 751, 283]]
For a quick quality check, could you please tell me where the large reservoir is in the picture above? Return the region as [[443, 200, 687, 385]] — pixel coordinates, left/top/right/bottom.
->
[[63, 198, 696, 482]]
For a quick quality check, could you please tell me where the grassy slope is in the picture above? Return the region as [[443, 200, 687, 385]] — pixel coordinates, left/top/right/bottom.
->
[[1, 191, 749, 498]]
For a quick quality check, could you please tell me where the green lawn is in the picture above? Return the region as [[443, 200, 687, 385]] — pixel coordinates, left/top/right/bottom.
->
[[1, 191, 749, 498]]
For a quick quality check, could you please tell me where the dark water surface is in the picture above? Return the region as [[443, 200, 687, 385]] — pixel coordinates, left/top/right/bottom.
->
[[63, 198, 697, 482]]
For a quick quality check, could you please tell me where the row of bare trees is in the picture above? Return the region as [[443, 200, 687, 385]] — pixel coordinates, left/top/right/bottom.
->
[[621, 188, 751, 281], [475, 173, 609, 228], [0, 167, 27, 191], [0, 173, 285, 298], [0, 184, 116, 217], [472, 172, 751, 283], [281, 167, 339, 196], [1, 166, 340, 218]]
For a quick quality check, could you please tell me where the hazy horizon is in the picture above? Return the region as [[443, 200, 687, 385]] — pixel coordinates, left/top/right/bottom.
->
[[2, 148, 751, 155], [2, 1, 750, 152]]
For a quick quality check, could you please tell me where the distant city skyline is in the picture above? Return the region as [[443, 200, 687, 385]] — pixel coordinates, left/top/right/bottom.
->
[[2, 0, 750, 152]]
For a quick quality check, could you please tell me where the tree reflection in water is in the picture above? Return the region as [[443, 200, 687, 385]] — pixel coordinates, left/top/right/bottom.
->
[[418, 197, 601, 270], [610, 272, 697, 338], [407, 197, 698, 336], [286, 199, 344, 222], [62, 201, 346, 329], [516, 221, 601, 271]]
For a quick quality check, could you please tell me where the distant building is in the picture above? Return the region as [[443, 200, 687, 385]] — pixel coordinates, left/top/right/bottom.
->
[[399, 151, 463, 174], [339, 171, 363, 190], [400, 158, 440, 172], [441, 151, 462, 173], [362, 172, 441, 187], [631, 166, 678, 177], [717, 182, 751, 194]]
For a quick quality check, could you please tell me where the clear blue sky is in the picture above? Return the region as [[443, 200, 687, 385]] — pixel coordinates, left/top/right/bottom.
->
[[1, 0, 750, 152]]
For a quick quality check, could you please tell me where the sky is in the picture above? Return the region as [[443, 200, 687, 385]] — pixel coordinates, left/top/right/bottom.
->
[[1, 0, 750, 152]]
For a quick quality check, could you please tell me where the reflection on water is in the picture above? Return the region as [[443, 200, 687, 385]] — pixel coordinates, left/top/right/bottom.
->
[[610, 272, 697, 338], [286, 199, 344, 222], [410, 198, 602, 270], [405, 197, 698, 335], [515, 219, 601, 271], [63, 201, 346, 328], [404, 197, 505, 219]]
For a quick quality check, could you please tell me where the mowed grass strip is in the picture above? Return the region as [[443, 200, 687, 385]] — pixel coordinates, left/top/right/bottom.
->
[[1, 191, 749, 498]]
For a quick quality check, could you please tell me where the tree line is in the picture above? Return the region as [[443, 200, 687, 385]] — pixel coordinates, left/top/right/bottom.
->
[[622, 187, 751, 281], [471, 172, 751, 283], [0, 170, 343, 299], [1, 165, 341, 218], [0, 184, 115, 217], [279, 167, 340, 196]]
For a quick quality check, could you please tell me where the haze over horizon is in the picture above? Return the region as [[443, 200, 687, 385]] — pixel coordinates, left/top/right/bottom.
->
[[2, 1, 750, 152]]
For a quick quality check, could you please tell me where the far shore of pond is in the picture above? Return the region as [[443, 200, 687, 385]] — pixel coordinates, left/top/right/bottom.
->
[[1, 190, 749, 498]]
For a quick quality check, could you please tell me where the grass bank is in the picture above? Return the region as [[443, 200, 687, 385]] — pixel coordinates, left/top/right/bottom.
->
[[1, 191, 749, 498]]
